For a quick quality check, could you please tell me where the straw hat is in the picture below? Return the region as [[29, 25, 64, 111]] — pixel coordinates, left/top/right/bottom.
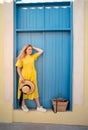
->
[[19, 80, 35, 94]]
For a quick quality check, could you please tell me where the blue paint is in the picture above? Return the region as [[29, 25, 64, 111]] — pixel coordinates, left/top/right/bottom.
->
[[14, 1, 73, 110]]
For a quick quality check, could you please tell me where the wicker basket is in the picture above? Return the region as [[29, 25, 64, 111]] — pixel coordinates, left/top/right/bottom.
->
[[52, 98, 69, 113]]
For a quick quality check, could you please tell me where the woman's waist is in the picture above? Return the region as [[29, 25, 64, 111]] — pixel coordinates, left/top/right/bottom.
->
[[21, 70, 36, 81], [22, 68, 36, 74]]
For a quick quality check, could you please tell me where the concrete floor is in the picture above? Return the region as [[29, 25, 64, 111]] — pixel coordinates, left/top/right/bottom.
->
[[0, 123, 88, 130]]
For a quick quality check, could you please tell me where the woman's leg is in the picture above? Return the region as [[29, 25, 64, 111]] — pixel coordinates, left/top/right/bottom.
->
[[21, 98, 29, 112], [22, 98, 25, 106], [35, 98, 46, 112], [35, 98, 41, 107]]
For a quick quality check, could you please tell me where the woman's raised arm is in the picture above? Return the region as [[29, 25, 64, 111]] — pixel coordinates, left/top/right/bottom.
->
[[33, 46, 43, 57]]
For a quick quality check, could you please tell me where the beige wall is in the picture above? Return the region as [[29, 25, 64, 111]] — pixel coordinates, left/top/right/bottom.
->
[[4, 3, 13, 103], [0, 4, 5, 118], [84, 0, 88, 107], [0, 0, 88, 125], [0, 3, 13, 122], [73, 0, 84, 105], [0, 5, 4, 102]]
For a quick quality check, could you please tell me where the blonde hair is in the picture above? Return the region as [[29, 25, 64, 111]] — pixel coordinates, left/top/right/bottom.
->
[[17, 44, 33, 60]]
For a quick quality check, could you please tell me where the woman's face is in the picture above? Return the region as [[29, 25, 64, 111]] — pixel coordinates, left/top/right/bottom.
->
[[26, 46, 32, 55]]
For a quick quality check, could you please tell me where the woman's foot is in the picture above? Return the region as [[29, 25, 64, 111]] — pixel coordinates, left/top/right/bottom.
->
[[21, 105, 29, 112], [37, 106, 47, 112]]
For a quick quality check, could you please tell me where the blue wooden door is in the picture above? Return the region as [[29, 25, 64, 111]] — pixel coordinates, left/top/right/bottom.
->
[[14, 2, 73, 110]]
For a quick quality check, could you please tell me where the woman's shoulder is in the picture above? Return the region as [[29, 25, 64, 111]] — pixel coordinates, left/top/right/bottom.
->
[[16, 58, 23, 67], [32, 53, 39, 60]]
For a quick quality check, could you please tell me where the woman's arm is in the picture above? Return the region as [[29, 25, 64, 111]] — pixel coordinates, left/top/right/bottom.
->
[[33, 46, 43, 57], [17, 67, 25, 83]]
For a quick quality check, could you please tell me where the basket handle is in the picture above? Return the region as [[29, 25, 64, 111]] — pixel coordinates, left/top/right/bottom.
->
[[56, 98, 58, 113]]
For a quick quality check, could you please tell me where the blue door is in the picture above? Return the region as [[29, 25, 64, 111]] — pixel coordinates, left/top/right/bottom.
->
[[14, 1, 73, 110]]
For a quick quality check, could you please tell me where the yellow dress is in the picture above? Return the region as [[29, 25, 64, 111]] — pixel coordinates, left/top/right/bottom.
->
[[16, 53, 39, 100]]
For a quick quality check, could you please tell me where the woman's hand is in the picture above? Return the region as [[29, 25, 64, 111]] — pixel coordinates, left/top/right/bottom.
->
[[20, 76, 25, 83]]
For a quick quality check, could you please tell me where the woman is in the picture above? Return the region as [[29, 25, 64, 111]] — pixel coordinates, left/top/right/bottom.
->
[[16, 44, 46, 112]]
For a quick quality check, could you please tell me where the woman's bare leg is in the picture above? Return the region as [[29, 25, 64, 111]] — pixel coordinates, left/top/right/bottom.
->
[[35, 98, 41, 107], [22, 98, 25, 106], [21, 98, 29, 112], [35, 98, 46, 112]]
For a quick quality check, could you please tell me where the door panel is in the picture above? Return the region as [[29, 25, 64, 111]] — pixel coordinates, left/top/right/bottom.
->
[[16, 31, 71, 109]]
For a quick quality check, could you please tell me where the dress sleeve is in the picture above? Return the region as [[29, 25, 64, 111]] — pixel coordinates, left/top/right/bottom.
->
[[33, 53, 39, 61], [15, 59, 23, 68]]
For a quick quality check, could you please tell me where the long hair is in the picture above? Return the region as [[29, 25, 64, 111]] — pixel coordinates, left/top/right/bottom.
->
[[17, 44, 33, 60]]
